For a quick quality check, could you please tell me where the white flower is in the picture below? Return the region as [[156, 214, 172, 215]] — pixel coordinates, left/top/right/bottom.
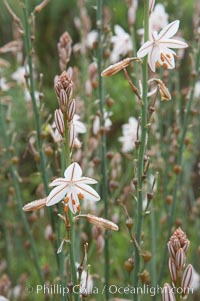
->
[[11, 66, 28, 85], [72, 114, 87, 134], [110, 25, 133, 63], [75, 263, 93, 295], [118, 117, 139, 153], [0, 77, 9, 91], [194, 80, 200, 98], [93, 111, 112, 135], [46, 162, 100, 213], [86, 30, 98, 49], [137, 20, 188, 72], [149, 4, 169, 33], [24, 89, 40, 102], [51, 113, 86, 146], [0, 297, 9, 301]]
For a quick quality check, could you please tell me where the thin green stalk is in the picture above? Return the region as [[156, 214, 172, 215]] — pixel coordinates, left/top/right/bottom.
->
[[64, 115, 79, 301], [68, 213, 78, 292], [22, 0, 49, 194], [0, 103, 44, 284], [12, 167, 45, 284], [133, 1, 149, 300], [150, 203, 156, 289], [97, 0, 109, 299], [22, 0, 59, 270], [1, 194, 10, 276]]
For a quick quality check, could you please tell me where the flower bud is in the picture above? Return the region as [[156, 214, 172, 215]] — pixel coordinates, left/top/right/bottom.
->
[[181, 264, 194, 291], [74, 214, 119, 231], [175, 248, 185, 271], [167, 241, 176, 259], [23, 198, 47, 211], [162, 283, 175, 301], [54, 109, 65, 136], [59, 89, 68, 113], [67, 99, 76, 122], [101, 57, 140, 77], [168, 258, 177, 284], [54, 71, 73, 104]]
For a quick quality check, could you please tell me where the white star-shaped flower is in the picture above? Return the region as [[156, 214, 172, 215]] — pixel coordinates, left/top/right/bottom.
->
[[137, 20, 188, 72], [110, 25, 133, 63], [118, 117, 139, 153], [46, 162, 100, 214]]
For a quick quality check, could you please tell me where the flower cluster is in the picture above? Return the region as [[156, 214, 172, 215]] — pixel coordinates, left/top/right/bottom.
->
[[54, 69, 79, 150]]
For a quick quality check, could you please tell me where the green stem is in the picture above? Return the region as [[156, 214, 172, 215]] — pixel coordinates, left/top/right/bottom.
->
[[133, 1, 149, 300], [0, 103, 44, 284], [22, 0, 49, 194], [22, 0, 59, 270], [64, 114, 79, 301], [68, 212, 78, 292], [150, 203, 156, 288], [97, 0, 109, 300]]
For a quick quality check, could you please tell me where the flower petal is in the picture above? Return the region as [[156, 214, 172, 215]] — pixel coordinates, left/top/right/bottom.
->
[[49, 178, 68, 187], [74, 120, 87, 134], [158, 20, 179, 40], [160, 38, 188, 49], [64, 162, 82, 180], [114, 24, 126, 36], [148, 45, 159, 72], [75, 177, 98, 184], [137, 41, 153, 58], [46, 185, 67, 206], [75, 183, 100, 202]]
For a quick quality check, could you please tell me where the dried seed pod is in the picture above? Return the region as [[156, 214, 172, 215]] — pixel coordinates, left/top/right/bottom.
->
[[124, 258, 134, 272], [126, 218, 133, 230], [142, 251, 152, 263], [139, 270, 150, 284]]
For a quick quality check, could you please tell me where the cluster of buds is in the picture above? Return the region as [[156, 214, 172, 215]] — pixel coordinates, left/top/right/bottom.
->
[[162, 228, 194, 301], [57, 31, 72, 72], [54, 70, 76, 150]]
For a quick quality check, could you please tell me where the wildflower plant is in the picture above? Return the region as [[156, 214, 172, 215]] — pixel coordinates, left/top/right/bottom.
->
[[0, 0, 200, 301]]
